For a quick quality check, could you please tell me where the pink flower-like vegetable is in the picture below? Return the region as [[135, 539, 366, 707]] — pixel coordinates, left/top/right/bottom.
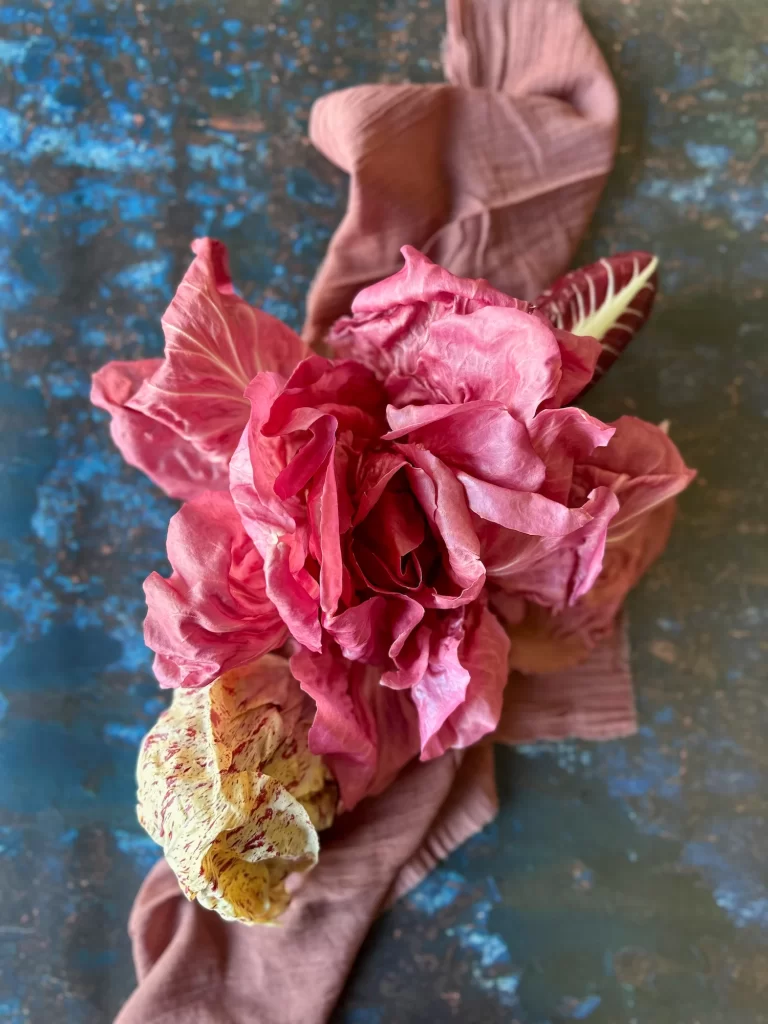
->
[[228, 354, 524, 763], [144, 491, 288, 688], [100, 239, 693, 831], [91, 239, 307, 499], [228, 330, 627, 767]]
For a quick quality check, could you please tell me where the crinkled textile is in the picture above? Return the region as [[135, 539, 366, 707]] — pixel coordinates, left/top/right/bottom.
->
[[302, 0, 618, 344]]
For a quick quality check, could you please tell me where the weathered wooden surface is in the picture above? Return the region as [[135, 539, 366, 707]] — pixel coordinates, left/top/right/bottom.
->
[[0, 1, 766, 1021]]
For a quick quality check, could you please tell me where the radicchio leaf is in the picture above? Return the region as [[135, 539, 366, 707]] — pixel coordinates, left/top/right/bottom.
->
[[143, 491, 289, 689], [137, 656, 337, 925], [534, 252, 659, 383], [128, 238, 308, 465]]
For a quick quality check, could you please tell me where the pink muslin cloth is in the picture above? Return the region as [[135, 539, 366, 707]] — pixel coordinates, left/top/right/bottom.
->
[[116, 2, 624, 1020], [303, 0, 618, 344]]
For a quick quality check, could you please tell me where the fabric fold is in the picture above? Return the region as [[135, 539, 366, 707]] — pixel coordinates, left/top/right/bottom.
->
[[302, 0, 617, 344], [496, 617, 636, 743], [116, 749, 496, 1024]]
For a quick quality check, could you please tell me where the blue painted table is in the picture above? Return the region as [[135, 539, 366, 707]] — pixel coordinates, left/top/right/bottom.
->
[[1, 2, 767, 1021]]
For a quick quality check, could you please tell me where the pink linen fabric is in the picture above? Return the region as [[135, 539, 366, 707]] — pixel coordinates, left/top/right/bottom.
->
[[116, 1, 627, 1021], [117, 745, 499, 1024], [302, 0, 618, 345]]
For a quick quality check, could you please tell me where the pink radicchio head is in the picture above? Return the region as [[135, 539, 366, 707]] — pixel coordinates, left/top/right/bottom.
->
[[228, 323, 640, 764], [127, 240, 691, 812], [144, 490, 288, 688], [91, 239, 307, 500], [229, 353, 523, 760]]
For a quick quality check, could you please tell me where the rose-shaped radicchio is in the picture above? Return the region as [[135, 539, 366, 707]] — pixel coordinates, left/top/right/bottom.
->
[[228, 336, 625, 773], [91, 209, 698, 932], [136, 243, 694, 812], [229, 356, 512, 764]]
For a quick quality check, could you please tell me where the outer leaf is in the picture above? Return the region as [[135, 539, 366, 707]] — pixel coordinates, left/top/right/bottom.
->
[[91, 239, 307, 500], [503, 499, 677, 675], [91, 359, 228, 499], [534, 251, 659, 381], [290, 644, 420, 811], [143, 491, 288, 689], [129, 238, 307, 463], [571, 415, 696, 536], [417, 599, 511, 760]]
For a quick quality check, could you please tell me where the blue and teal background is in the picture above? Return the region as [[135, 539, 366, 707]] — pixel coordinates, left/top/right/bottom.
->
[[1, 1, 767, 1021]]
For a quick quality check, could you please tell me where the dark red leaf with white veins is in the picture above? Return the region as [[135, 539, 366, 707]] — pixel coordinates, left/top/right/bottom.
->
[[534, 251, 659, 385]]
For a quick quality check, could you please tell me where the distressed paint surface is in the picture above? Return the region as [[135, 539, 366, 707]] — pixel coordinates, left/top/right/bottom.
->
[[0, 1, 766, 1021]]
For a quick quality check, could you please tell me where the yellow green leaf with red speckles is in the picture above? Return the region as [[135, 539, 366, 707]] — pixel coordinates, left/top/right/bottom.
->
[[136, 654, 337, 925]]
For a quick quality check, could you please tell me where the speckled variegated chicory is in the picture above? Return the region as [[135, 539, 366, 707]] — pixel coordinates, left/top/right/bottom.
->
[[137, 655, 336, 925]]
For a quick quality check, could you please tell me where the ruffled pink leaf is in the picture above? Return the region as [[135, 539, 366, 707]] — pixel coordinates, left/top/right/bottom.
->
[[264, 355, 386, 443], [486, 416, 692, 626], [350, 244, 529, 316], [572, 416, 696, 535], [331, 247, 562, 418], [503, 499, 678, 675], [290, 644, 420, 811], [399, 445, 485, 604], [535, 251, 659, 383], [563, 499, 678, 650], [91, 360, 228, 499], [467, 481, 620, 610], [230, 358, 390, 653], [129, 238, 307, 464], [143, 491, 287, 688], [421, 601, 510, 759], [326, 594, 425, 675], [229, 372, 322, 652], [528, 407, 615, 504], [385, 401, 546, 492], [408, 610, 468, 754]]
